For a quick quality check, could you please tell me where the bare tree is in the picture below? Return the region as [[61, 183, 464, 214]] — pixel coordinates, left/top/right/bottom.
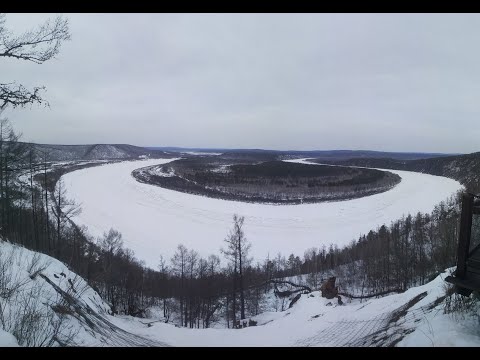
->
[[41, 149, 51, 250], [186, 249, 198, 328], [50, 178, 81, 258], [171, 244, 188, 326], [157, 255, 169, 319], [203, 254, 221, 328], [0, 13, 71, 110], [97, 228, 123, 314], [221, 214, 251, 323]]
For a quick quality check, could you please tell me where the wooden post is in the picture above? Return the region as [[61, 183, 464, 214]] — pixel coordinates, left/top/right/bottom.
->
[[456, 193, 474, 279]]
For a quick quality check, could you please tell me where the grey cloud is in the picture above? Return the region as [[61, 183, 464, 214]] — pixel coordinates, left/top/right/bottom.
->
[[3, 13, 480, 153]]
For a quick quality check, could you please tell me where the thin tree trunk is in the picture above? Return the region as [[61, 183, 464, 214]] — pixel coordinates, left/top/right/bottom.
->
[[232, 262, 237, 326], [226, 295, 229, 329], [56, 181, 61, 258], [44, 158, 50, 253], [239, 239, 245, 320], [0, 122, 4, 237], [29, 151, 38, 250]]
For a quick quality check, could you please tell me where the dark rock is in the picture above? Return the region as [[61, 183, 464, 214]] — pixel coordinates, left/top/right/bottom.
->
[[320, 276, 339, 299]]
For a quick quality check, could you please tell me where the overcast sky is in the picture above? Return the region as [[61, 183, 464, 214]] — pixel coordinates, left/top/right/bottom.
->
[[3, 13, 480, 153]]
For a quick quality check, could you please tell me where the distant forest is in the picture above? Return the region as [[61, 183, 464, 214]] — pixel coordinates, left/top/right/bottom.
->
[[133, 158, 401, 204], [313, 154, 480, 195]]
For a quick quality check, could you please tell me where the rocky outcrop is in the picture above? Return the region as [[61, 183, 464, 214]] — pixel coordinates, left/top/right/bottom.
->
[[320, 277, 339, 299]]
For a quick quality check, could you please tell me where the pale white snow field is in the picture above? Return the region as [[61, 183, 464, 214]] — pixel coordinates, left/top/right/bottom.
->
[[62, 158, 463, 268], [107, 270, 480, 347], [183, 152, 222, 156], [0, 240, 112, 347], [0, 329, 19, 347]]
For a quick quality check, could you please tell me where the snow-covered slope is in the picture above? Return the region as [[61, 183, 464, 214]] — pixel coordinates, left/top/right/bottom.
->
[[0, 329, 19, 347], [83, 144, 130, 160], [62, 158, 462, 268], [0, 240, 166, 347], [24, 143, 173, 162], [1, 239, 478, 346], [106, 270, 480, 347]]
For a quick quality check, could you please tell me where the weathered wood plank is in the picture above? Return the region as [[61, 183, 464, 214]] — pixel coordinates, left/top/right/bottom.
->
[[470, 246, 480, 261], [466, 267, 480, 277], [467, 256, 480, 266], [445, 275, 476, 294], [456, 193, 474, 279], [445, 193, 480, 293]]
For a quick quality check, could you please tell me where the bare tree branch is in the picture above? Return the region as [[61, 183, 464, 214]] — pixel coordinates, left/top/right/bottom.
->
[[0, 14, 70, 110], [0, 82, 47, 110], [0, 15, 70, 64]]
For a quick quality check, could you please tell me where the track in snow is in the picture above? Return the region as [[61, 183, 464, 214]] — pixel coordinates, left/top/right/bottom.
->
[[39, 272, 169, 347], [294, 291, 431, 347]]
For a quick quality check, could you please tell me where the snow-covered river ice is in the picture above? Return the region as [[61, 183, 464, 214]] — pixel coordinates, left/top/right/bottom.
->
[[62, 158, 463, 268]]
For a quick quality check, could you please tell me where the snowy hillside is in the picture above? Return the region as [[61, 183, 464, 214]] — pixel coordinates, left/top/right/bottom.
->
[[0, 240, 165, 347], [1, 237, 478, 347], [96, 270, 480, 347], [23, 143, 174, 162]]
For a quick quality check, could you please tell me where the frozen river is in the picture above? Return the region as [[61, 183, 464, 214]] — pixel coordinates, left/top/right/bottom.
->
[[62, 158, 463, 268]]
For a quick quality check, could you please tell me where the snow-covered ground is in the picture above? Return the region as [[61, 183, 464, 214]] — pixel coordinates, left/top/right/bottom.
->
[[183, 151, 222, 156], [1, 239, 478, 347], [0, 329, 19, 347], [107, 270, 480, 347], [0, 240, 166, 347], [61, 158, 462, 268]]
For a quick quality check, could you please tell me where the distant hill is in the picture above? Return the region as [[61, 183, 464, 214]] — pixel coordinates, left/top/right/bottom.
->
[[147, 146, 228, 153], [147, 147, 454, 161], [26, 142, 462, 179], [26, 143, 176, 162], [279, 150, 456, 161]]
